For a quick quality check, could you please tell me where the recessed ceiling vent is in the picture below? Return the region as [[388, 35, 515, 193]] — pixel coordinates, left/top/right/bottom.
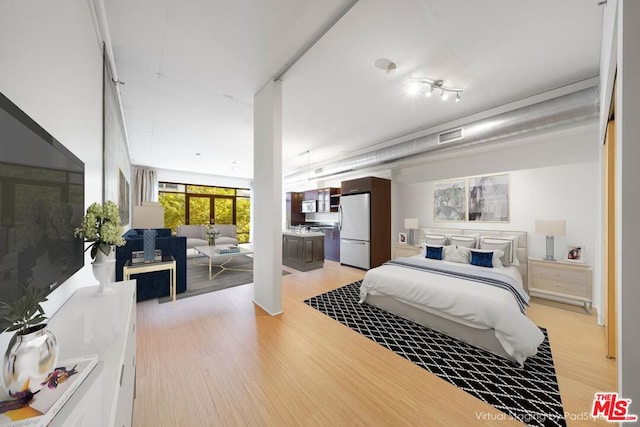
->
[[314, 167, 323, 174], [438, 128, 464, 144]]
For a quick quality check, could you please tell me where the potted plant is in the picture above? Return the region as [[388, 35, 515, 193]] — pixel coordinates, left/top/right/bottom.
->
[[74, 201, 126, 293], [0, 281, 58, 396], [73, 201, 126, 260]]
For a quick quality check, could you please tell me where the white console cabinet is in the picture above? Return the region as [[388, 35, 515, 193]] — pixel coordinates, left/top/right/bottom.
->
[[46, 280, 136, 427]]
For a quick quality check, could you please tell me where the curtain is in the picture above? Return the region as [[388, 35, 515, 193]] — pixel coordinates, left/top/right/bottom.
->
[[134, 167, 158, 206]]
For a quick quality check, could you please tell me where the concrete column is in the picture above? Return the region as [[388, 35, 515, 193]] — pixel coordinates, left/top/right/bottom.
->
[[252, 80, 283, 315]]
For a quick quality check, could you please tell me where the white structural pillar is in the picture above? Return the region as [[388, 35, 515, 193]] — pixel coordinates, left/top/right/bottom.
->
[[252, 79, 283, 315], [618, 0, 640, 411]]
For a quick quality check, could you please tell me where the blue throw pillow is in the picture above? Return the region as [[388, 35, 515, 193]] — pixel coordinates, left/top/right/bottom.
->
[[425, 245, 443, 260], [470, 250, 493, 268]]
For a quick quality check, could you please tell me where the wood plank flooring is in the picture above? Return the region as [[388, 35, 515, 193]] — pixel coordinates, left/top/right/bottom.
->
[[133, 260, 616, 426]]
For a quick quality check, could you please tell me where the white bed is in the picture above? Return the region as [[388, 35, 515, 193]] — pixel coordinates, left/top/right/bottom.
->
[[360, 228, 544, 366]]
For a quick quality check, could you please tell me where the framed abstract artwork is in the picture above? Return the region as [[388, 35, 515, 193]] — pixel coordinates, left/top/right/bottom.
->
[[434, 178, 466, 221], [118, 169, 130, 226], [468, 174, 509, 222]]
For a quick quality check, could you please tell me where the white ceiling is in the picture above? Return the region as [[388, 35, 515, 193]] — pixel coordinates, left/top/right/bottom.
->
[[104, 0, 604, 180]]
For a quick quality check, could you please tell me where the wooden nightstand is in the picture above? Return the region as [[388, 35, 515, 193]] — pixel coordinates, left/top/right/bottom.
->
[[527, 257, 593, 313], [394, 244, 422, 259]]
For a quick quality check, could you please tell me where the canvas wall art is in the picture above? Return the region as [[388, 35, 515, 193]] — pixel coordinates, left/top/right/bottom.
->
[[119, 169, 130, 226], [434, 179, 466, 221], [468, 174, 509, 222]]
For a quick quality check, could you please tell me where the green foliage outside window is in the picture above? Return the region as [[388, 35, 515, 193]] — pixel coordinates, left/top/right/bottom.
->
[[158, 183, 250, 242], [158, 193, 185, 232]]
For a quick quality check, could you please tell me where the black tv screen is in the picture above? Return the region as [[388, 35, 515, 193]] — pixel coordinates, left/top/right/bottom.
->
[[0, 91, 84, 326]]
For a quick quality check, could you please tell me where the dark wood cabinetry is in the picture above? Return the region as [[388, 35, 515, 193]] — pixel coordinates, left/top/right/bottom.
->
[[340, 176, 391, 269], [282, 233, 324, 271], [340, 177, 373, 195], [303, 189, 318, 201], [286, 192, 305, 227]]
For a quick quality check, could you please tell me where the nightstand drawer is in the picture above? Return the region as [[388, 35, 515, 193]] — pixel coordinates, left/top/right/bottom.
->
[[531, 277, 590, 298], [533, 266, 587, 285]]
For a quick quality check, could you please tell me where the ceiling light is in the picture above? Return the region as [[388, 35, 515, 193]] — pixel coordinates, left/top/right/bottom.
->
[[407, 77, 463, 102], [374, 58, 398, 76], [386, 62, 397, 74], [425, 86, 434, 97]]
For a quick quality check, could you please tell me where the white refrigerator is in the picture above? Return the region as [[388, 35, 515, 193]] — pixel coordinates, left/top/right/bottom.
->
[[339, 193, 370, 269]]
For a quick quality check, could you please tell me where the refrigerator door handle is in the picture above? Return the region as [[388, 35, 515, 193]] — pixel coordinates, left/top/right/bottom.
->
[[338, 205, 343, 231], [341, 240, 366, 245]]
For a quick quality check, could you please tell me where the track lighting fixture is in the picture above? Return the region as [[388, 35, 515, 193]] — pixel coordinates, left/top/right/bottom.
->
[[406, 77, 463, 102]]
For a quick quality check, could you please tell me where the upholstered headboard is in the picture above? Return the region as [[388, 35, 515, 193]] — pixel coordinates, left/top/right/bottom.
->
[[419, 227, 528, 291]]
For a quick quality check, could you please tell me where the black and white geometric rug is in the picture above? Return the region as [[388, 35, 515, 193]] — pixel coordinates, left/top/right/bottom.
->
[[304, 281, 565, 427]]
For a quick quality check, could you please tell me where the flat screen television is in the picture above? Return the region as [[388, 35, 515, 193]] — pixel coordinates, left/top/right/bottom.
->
[[0, 91, 84, 329]]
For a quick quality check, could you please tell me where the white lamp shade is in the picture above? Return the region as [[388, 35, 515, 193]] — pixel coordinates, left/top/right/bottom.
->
[[404, 218, 419, 229], [535, 220, 566, 236]]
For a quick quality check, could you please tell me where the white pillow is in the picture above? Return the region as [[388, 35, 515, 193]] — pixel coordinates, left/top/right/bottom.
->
[[425, 234, 447, 246], [450, 235, 477, 248], [443, 245, 471, 264], [479, 235, 520, 266]]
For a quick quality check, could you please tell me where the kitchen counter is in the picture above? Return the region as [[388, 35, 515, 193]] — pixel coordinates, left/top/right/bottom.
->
[[282, 232, 324, 271], [282, 230, 325, 237]]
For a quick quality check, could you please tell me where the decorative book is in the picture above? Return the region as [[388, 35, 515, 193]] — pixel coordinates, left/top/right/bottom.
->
[[215, 246, 240, 254], [0, 355, 98, 426]]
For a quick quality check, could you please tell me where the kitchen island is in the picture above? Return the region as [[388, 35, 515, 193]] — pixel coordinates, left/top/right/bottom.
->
[[282, 231, 324, 271]]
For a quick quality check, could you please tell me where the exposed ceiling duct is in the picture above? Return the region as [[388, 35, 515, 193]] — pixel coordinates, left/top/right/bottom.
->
[[284, 85, 599, 183]]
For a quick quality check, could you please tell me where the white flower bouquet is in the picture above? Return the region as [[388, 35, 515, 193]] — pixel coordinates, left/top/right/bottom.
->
[[74, 201, 126, 259]]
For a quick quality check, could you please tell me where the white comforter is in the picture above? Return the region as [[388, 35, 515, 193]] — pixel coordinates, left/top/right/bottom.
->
[[360, 256, 544, 365]]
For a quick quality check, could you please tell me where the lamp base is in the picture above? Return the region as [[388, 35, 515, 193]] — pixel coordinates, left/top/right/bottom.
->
[[407, 229, 417, 246], [544, 235, 556, 261]]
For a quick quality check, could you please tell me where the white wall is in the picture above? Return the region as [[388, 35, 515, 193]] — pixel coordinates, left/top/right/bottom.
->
[[0, 0, 105, 352], [155, 167, 252, 190], [615, 0, 640, 409], [393, 121, 601, 310]]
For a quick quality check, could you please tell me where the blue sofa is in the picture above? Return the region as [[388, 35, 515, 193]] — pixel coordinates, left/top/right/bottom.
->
[[116, 228, 187, 302]]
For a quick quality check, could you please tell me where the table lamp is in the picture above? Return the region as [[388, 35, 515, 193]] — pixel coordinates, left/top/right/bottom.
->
[[404, 218, 419, 246], [535, 220, 566, 261]]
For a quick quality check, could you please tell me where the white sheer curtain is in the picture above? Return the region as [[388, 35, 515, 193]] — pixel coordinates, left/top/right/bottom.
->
[[133, 167, 158, 206]]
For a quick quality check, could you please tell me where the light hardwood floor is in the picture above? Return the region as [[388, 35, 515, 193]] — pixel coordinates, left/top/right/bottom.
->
[[133, 260, 616, 426]]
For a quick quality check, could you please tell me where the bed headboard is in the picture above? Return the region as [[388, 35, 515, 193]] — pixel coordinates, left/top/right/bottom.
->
[[419, 227, 528, 291]]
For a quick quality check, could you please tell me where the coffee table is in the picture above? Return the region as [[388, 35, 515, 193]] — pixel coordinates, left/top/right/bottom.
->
[[193, 245, 254, 280]]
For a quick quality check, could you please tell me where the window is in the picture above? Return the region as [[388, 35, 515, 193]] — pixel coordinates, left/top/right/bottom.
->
[[158, 182, 251, 243]]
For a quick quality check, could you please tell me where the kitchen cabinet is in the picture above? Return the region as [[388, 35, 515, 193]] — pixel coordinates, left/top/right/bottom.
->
[[317, 187, 340, 213], [286, 192, 305, 227], [282, 232, 324, 271], [323, 227, 340, 261], [303, 189, 318, 202]]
